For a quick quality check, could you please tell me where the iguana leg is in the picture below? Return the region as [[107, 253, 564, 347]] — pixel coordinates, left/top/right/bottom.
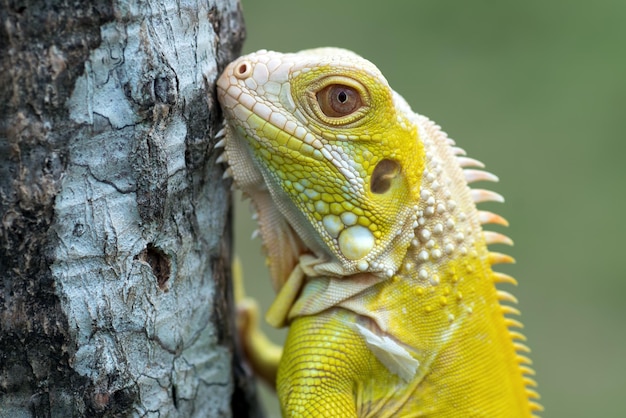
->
[[277, 312, 361, 417], [233, 258, 283, 388], [277, 309, 420, 418]]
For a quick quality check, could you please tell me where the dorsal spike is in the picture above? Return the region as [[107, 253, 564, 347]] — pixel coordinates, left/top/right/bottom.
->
[[477, 210, 509, 226], [457, 156, 485, 168], [525, 389, 541, 400], [513, 342, 531, 353], [501, 305, 521, 316], [493, 272, 518, 285], [497, 290, 519, 304], [504, 318, 524, 328], [470, 189, 505, 204], [222, 167, 234, 179], [484, 231, 514, 246], [451, 146, 466, 156], [214, 137, 226, 148], [489, 252, 516, 265], [529, 401, 545, 411], [463, 169, 499, 184], [216, 152, 227, 164], [509, 331, 527, 341]]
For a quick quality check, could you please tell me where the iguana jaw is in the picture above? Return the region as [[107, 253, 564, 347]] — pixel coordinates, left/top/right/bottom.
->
[[217, 123, 308, 291]]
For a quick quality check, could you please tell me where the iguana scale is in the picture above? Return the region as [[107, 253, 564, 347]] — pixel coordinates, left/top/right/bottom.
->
[[216, 48, 541, 417]]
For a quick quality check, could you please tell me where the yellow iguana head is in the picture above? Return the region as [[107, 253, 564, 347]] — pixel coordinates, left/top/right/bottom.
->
[[217, 48, 425, 287]]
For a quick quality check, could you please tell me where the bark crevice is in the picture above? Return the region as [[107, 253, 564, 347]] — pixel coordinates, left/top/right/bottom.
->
[[1, 1, 254, 416]]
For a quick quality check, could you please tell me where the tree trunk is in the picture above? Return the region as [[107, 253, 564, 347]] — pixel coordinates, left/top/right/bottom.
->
[[0, 0, 256, 416]]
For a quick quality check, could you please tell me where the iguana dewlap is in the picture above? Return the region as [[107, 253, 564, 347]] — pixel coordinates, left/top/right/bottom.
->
[[216, 48, 541, 417]]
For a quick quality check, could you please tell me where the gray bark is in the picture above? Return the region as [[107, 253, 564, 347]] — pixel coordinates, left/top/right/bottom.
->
[[0, 0, 256, 416]]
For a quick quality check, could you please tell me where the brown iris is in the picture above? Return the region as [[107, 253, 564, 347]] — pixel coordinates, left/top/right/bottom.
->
[[316, 84, 363, 117]]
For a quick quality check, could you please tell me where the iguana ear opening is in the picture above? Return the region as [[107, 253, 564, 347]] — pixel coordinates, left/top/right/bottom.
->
[[370, 159, 400, 194]]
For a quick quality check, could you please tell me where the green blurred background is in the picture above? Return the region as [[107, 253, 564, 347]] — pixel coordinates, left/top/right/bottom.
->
[[233, 1, 626, 416]]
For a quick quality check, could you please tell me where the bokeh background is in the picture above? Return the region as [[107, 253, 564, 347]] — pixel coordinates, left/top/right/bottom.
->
[[233, 1, 626, 416]]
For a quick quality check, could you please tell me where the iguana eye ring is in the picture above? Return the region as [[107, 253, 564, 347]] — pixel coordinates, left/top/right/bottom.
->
[[316, 84, 363, 117], [303, 76, 370, 126]]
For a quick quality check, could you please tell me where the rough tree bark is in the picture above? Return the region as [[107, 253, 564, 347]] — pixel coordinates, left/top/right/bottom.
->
[[0, 0, 257, 416]]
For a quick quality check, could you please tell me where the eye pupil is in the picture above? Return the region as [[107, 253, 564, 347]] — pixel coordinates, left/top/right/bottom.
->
[[316, 84, 363, 118]]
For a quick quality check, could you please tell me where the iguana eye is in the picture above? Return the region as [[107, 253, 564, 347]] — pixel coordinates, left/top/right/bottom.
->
[[316, 84, 363, 117]]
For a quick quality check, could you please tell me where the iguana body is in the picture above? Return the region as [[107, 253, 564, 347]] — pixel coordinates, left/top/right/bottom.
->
[[217, 48, 541, 417]]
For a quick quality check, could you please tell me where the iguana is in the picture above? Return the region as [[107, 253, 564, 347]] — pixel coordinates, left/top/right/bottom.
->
[[216, 48, 541, 417]]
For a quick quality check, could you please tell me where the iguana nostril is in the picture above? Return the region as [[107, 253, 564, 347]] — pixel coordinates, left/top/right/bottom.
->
[[234, 61, 252, 79]]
